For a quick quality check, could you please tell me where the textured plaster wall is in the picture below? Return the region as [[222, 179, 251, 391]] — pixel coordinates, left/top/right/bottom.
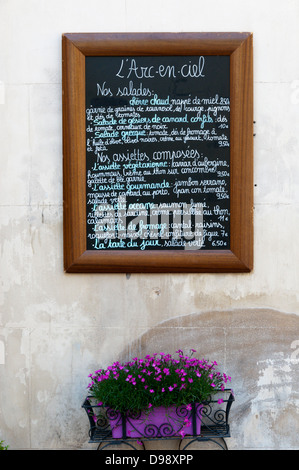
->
[[0, 0, 299, 450]]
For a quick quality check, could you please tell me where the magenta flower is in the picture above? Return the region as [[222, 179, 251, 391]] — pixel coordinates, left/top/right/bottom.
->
[[87, 350, 231, 414]]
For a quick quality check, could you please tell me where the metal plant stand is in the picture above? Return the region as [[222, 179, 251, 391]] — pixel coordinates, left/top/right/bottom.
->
[[82, 389, 234, 451]]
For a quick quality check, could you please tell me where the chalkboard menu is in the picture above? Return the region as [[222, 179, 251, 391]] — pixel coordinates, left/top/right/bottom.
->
[[86, 55, 230, 252], [62, 33, 253, 272]]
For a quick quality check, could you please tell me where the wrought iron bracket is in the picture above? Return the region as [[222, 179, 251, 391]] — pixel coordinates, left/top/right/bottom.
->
[[82, 389, 234, 451]]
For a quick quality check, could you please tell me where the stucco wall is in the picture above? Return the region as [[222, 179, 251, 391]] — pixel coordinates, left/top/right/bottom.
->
[[0, 0, 298, 450]]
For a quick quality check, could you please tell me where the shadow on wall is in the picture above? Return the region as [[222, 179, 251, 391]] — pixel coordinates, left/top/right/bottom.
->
[[119, 308, 299, 450]]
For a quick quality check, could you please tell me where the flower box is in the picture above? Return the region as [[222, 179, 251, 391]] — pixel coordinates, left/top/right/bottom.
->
[[82, 389, 235, 450], [107, 403, 203, 439], [84, 350, 232, 446]]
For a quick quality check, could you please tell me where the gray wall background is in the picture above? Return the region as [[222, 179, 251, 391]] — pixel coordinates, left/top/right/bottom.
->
[[0, 0, 298, 450]]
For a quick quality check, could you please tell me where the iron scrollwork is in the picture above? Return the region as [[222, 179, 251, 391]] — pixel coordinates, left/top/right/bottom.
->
[[82, 389, 234, 450]]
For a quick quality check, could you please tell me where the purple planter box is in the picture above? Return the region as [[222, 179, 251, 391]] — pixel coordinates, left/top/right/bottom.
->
[[107, 404, 203, 439]]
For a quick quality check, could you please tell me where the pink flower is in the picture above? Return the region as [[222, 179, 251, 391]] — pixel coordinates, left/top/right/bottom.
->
[[161, 388, 165, 392], [148, 403, 153, 408], [218, 398, 224, 404], [149, 389, 155, 393], [168, 386, 174, 391], [184, 418, 191, 426]]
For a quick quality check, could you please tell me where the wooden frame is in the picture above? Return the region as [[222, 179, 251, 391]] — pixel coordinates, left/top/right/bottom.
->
[[62, 33, 253, 273]]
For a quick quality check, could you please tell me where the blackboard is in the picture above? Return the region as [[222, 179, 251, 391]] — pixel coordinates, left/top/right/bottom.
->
[[85, 55, 230, 252], [62, 33, 253, 272]]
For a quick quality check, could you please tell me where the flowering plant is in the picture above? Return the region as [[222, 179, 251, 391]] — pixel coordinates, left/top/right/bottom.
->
[[87, 350, 231, 413]]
